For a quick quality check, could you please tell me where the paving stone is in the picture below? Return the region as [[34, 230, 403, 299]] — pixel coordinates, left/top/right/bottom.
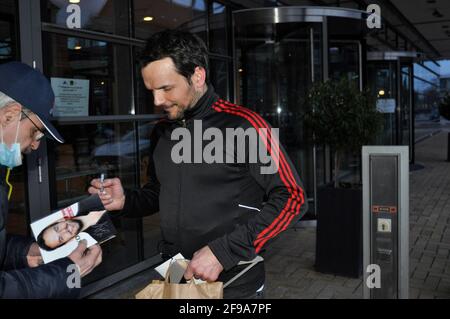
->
[[424, 276, 441, 290]]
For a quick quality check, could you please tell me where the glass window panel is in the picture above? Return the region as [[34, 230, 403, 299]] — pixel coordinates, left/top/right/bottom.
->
[[209, 58, 228, 100], [329, 42, 360, 86], [0, 0, 19, 63], [42, 33, 133, 116], [209, 2, 227, 55], [41, 0, 130, 36], [414, 77, 440, 121], [367, 62, 396, 145], [1, 0, 27, 236], [137, 120, 163, 259], [414, 63, 439, 85], [48, 122, 143, 282], [423, 60, 440, 75], [133, 0, 206, 42], [134, 47, 165, 115], [235, 22, 319, 203]]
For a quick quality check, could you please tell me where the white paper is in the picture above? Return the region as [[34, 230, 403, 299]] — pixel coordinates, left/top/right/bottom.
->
[[154, 253, 205, 284], [155, 253, 185, 278]]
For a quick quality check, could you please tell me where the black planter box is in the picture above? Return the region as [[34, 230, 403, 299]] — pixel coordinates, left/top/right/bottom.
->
[[315, 186, 363, 278]]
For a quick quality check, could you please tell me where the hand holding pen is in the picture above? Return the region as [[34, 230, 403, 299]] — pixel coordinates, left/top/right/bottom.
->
[[88, 175, 126, 212]]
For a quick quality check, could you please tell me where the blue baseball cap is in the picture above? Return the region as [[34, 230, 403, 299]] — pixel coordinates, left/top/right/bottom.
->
[[0, 62, 64, 143]]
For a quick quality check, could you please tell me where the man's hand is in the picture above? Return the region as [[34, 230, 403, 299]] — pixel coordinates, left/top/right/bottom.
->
[[68, 240, 102, 278], [184, 246, 224, 282], [88, 177, 125, 211], [27, 243, 43, 268]]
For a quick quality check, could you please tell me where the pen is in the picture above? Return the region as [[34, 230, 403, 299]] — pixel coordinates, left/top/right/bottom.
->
[[100, 173, 105, 194]]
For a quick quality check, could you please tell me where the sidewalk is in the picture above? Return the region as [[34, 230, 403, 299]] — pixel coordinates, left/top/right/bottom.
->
[[263, 129, 450, 299], [408, 129, 450, 298]]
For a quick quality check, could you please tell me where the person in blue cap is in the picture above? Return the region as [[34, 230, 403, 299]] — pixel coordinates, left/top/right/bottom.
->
[[0, 61, 103, 298]]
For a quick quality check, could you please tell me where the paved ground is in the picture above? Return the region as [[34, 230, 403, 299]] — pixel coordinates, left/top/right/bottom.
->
[[91, 124, 450, 299], [262, 126, 450, 299], [408, 128, 450, 298]]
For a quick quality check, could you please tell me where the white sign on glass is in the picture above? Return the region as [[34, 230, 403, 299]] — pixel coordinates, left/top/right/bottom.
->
[[376, 98, 396, 114], [51, 77, 89, 117]]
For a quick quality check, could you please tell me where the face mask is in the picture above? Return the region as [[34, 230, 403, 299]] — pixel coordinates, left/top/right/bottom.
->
[[0, 115, 22, 169]]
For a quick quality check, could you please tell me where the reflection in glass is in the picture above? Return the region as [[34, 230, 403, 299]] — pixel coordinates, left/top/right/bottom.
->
[[0, 0, 18, 63], [209, 2, 227, 55], [43, 33, 132, 116], [329, 42, 359, 86], [367, 62, 396, 145], [41, 0, 130, 36], [401, 66, 411, 153], [414, 64, 440, 122], [48, 122, 154, 282], [210, 58, 229, 100], [236, 22, 322, 207], [133, 0, 206, 41]]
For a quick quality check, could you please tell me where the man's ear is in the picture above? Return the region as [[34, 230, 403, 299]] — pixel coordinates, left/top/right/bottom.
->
[[2, 103, 22, 125], [191, 66, 206, 89]]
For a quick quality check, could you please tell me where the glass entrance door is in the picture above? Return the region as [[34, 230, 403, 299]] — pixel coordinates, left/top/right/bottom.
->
[[367, 61, 397, 145], [235, 22, 322, 215], [400, 63, 413, 162], [1, 0, 29, 237]]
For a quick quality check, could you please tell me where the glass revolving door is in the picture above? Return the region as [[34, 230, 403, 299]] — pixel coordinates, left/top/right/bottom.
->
[[233, 7, 367, 216], [235, 22, 321, 212]]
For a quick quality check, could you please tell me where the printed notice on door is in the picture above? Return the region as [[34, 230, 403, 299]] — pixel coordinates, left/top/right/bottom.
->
[[51, 77, 89, 116]]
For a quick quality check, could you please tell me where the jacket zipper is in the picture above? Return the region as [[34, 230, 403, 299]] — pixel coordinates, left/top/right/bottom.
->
[[176, 118, 187, 251]]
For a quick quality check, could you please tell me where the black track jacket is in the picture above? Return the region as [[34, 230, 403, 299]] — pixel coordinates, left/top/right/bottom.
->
[[121, 86, 308, 285]]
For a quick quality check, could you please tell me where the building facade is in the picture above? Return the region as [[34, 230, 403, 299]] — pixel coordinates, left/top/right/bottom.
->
[[0, 0, 444, 296]]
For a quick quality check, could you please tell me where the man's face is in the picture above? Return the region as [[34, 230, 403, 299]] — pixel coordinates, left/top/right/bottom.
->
[[141, 57, 202, 120], [1, 105, 45, 154], [19, 112, 45, 154], [42, 219, 83, 249]]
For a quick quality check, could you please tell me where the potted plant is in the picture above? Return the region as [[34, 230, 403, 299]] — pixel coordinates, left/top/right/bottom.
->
[[304, 77, 382, 277]]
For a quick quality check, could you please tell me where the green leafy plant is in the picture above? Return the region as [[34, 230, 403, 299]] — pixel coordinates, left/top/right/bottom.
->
[[304, 77, 383, 188]]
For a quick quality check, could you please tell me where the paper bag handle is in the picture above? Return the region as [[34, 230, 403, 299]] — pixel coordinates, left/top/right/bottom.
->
[[223, 255, 264, 288]]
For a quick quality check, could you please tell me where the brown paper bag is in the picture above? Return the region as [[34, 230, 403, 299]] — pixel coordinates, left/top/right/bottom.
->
[[135, 260, 223, 299]]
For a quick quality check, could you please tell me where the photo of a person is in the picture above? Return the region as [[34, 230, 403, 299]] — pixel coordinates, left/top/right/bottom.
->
[[36, 210, 111, 251]]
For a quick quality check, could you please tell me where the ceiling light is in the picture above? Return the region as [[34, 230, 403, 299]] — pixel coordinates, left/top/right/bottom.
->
[[69, 0, 80, 3], [143, 16, 154, 22], [378, 90, 385, 96], [74, 45, 82, 50]]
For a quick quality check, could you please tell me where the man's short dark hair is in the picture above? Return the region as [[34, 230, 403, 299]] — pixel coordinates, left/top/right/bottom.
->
[[140, 30, 209, 84], [36, 224, 56, 251]]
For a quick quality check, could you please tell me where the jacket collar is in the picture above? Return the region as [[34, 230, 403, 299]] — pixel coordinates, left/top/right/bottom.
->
[[182, 85, 218, 121]]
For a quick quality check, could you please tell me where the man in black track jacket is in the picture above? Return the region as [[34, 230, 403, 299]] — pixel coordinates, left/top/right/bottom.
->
[[89, 30, 308, 298]]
